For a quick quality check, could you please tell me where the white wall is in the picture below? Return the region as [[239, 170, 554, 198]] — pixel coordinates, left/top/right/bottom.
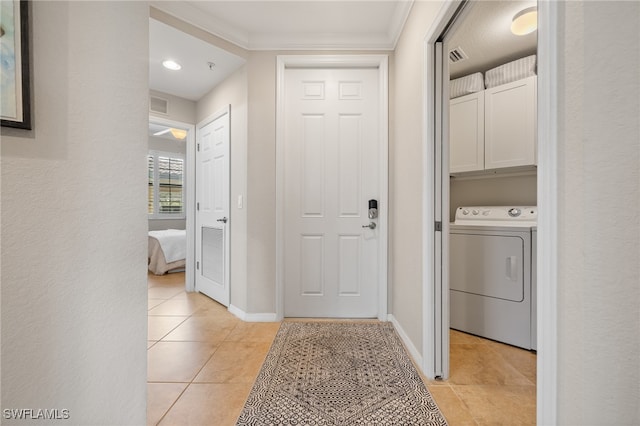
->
[[197, 66, 249, 312], [554, 2, 640, 423], [449, 174, 537, 222], [390, 0, 444, 356], [0, 2, 148, 424]]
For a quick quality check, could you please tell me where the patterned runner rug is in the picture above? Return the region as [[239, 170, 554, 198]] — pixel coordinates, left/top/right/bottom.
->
[[236, 321, 448, 425]]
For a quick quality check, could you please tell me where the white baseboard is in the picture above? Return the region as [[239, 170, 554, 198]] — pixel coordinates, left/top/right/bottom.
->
[[228, 304, 279, 322], [388, 314, 424, 370]]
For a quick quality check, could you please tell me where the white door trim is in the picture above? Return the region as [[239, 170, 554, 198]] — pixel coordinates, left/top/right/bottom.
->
[[149, 116, 196, 292], [535, 1, 559, 423], [422, 0, 559, 423], [275, 54, 389, 321]]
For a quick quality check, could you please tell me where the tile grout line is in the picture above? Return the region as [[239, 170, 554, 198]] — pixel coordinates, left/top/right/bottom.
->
[[152, 306, 243, 425]]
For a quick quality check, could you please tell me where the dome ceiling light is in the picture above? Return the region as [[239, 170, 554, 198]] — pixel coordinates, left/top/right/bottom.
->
[[511, 7, 538, 36]]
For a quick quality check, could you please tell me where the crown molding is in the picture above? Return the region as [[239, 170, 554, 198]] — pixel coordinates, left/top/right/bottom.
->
[[150, 0, 414, 51]]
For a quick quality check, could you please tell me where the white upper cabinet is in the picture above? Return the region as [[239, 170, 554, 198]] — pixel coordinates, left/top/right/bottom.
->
[[449, 76, 537, 174], [484, 76, 537, 169], [450, 91, 484, 173]]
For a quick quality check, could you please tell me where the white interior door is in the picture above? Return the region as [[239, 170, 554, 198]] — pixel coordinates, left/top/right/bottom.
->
[[283, 67, 382, 318], [195, 107, 230, 306]]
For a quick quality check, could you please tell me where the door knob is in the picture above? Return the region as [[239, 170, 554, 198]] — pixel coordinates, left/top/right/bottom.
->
[[362, 222, 376, 230], [217, 217, 228, 223]]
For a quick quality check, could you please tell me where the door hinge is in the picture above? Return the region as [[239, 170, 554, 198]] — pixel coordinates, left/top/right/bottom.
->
[[435, 221, 442, 232], [196, 261, 200, 270], [197, 202, 200, 211], [197, 143, 200, 151]]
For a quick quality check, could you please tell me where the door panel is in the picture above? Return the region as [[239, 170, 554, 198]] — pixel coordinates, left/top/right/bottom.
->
[[283, 68, 380, 318], [196, 108, 230, 306]]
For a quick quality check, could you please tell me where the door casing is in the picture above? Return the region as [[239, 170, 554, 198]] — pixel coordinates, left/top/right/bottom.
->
[[275, 55, 389, 321], [423, 0, 559, 424]]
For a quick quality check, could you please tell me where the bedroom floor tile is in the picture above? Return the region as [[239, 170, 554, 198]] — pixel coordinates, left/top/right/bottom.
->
[[148, 272, 186, 288], [147, 287, 185, 299]]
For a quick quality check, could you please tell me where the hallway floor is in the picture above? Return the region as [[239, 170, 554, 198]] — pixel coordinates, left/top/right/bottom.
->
[[147, 272, 536, 425]]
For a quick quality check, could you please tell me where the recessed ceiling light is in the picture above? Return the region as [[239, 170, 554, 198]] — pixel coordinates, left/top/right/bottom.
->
[[162, 60, 182, 71], [511, 7, 538, 36]]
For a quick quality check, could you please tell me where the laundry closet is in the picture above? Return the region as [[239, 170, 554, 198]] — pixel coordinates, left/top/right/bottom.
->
[[446, 1, 538, 350]]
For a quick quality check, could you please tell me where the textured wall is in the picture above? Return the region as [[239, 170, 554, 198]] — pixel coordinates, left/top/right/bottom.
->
[[1, 2, 148, 424], [555, 1, 640, 423]]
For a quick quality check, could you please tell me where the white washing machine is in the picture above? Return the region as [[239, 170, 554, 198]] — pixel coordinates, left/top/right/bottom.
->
[[450, 206, 537, 350]]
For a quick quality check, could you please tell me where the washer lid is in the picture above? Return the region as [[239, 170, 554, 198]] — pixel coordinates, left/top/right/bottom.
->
[[454, 206, 537, 227]]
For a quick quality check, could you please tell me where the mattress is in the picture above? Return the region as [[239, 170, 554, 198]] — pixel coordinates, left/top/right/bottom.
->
[[449, 72, 485, 99], [148, 229, 186, 275], [485, 55, 537, 88]]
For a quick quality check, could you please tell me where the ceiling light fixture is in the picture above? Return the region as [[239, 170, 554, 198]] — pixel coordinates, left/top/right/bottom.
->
[[162, 59, 182, 71], [511, 6, 538, 36], [169, 128, 187, 140]]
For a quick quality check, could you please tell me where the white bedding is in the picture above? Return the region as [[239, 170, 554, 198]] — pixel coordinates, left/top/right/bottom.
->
[[148, 229, 186, 275]]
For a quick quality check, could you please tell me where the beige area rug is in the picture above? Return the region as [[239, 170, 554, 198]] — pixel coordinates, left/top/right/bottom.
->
[[236, 321, 448, 425]]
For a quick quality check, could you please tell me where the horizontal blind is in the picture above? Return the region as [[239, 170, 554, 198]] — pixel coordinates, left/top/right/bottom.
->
[[158, 156, 184, 214]]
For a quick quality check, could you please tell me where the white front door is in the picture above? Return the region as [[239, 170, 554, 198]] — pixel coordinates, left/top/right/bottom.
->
[[283, 67, 383, 318], [195, 107, 230, 306]]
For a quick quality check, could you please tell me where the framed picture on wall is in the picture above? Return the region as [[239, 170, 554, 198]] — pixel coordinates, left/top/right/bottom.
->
[[1, 0, 31, 130]]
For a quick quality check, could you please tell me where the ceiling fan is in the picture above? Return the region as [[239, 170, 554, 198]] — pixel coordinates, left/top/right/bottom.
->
[[153, 127, 187, 140]]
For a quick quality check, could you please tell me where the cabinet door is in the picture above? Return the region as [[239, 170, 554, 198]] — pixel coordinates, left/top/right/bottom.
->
[[449, 91, 485, 173], [485, 76, 537, 169]]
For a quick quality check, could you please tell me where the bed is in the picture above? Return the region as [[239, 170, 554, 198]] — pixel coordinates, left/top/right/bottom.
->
[[148, 229, 186, 275]]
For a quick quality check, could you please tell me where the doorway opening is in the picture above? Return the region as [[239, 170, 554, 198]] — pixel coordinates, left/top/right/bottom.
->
[[148, 117, 195, 291], [423, 0, 558, 423]]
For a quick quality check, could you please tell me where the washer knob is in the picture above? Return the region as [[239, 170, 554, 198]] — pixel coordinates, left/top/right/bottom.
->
[[508, 208, 521, 217], [472, 209, 479, 215], [462, 209, 469, 215]]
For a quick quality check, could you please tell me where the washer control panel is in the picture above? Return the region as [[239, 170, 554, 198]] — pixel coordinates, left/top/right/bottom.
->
[[455, 206, 537, 226]]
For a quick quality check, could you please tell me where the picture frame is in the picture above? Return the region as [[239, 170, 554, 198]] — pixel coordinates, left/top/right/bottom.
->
[[1, 0, 31, 130]]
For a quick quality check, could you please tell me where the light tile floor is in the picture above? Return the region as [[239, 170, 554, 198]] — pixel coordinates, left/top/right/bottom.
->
[[147, 272, 536, 425]]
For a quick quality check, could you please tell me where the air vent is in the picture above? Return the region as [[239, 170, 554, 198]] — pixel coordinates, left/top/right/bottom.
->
[[149, 96, 168, 115], [449, 47, 468, 63]]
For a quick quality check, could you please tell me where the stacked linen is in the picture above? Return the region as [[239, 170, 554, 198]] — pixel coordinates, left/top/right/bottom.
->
[[449, 72, 485, 99], [485, 55, 537, 88]]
